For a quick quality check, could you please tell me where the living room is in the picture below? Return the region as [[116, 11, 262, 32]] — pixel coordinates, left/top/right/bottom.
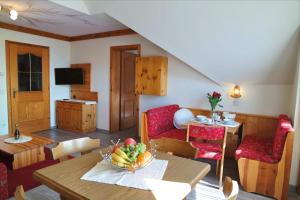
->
[[0, 1, 299, 200]]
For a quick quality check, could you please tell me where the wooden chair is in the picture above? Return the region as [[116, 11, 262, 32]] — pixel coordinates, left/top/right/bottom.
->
[[14, 185, 25, 200], [150, 137, 197, 159], [187, 176, 239, 200], [51, 137, 100, 161], [187, 123, 228, 188]]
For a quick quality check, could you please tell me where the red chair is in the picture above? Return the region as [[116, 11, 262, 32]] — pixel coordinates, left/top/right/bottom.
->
[[187, 123, 227, 188]]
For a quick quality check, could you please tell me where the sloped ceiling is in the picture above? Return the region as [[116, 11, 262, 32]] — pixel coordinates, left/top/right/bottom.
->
[[52, 1, 300, 84]]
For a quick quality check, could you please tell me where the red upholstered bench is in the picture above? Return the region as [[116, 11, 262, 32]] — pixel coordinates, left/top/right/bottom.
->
[[0, 147, 59, 198], [141, 104, 186, 146], [235, 114, 294, 200]]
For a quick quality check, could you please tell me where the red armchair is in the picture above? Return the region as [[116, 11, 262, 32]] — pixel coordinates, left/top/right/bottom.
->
[[235, 114, 294, 200], [141, 104, 186, 147]]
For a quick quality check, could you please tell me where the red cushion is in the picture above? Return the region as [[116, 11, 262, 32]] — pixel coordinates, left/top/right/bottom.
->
[[0, 163, 8, 200], [196, 150, 222, 160], [149, 129, 186, 141], [146, 104, 180, 137], [191, 142, 222, 152], [188, 124, 225, 140], [191, 141, 222, 160], [235, 136, 276, 163], [272, 115, 293, 161]]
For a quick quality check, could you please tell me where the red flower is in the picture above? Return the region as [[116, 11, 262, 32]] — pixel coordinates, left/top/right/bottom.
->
[[212, 92, 221, 99]]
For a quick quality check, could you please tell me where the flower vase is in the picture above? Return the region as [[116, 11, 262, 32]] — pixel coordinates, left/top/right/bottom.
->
[[211, 111, 218, 124]]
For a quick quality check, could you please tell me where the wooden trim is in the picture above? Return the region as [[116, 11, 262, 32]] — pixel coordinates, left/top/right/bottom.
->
[[70, 29, 137, 41], [6, 41, 12, 135], [0, 22, 70, 41], [0, 22, 137, 42], [109, 44, 141, 133], [5, 40, 50, 49]]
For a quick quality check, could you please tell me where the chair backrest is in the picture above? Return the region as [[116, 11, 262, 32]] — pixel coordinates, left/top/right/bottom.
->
[[150, 137, 197, 159], [14, 185, 25, 200], [223, 176, 239, 200], [272, 115, 294, 161], [52, 137, 100, 161], [0, 163, 8, 200], [146, 104, 180, 137], [187, 123, 226, 141]]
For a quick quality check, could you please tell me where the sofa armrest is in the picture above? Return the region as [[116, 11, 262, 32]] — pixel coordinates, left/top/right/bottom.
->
[[141, 112, 150, 147], [0, 163, 8, 200]]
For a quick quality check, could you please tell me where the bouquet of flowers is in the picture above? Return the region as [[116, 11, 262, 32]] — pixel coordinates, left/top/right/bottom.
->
[[207, 91, 223, 111]]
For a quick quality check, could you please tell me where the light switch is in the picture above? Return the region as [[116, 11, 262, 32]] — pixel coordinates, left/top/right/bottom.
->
[[0, 72, 4, 76]]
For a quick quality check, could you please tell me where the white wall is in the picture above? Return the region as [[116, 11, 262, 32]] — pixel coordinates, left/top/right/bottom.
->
[[0, 28, 71, 134], [71, 34, 292, 131]]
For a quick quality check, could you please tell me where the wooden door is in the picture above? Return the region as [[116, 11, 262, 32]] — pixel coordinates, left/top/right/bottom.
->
[[120, 51, 138, 130], [7, 42, 50, 134]]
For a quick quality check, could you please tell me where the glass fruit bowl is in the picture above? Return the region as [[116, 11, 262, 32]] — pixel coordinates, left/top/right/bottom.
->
[[107, 138, 155, 171]]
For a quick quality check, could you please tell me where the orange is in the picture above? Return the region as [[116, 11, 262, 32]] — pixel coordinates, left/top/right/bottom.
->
[[137, 151, 152, 166]]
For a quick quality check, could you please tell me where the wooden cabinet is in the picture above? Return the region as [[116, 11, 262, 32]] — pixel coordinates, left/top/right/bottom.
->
[[135, 56, 168, 96], [56, 101, 96, 133]]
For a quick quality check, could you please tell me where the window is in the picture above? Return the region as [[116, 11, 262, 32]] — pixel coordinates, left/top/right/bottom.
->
[[18, 53, 42, 91]]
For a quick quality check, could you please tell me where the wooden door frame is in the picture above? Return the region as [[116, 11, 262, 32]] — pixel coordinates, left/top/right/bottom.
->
[[5, 40, 50, 135], [109, 44, 141, 133]]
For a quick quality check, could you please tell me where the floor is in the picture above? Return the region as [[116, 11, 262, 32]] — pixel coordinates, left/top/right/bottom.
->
[[10, 128, 300, 200]]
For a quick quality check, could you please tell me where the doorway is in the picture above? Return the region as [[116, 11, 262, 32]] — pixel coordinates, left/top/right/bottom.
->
[[110, 44, 141, 133], [6, 41, 50, 134]]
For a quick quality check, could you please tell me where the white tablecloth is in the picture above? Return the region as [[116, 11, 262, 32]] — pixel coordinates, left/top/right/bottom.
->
[[81, 159, 169, 190]]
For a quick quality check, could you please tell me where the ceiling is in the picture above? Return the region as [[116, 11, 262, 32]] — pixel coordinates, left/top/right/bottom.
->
[[51, 0, 300, 85], [0, 0, 299, 85], [0, 0, 127, 36]]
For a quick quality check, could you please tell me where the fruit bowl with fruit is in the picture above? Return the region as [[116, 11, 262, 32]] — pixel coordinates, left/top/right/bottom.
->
[[110, 138, 154, 171]]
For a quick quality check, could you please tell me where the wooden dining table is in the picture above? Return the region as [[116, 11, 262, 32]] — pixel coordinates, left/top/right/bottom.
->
[[33, 150, 211, 200]]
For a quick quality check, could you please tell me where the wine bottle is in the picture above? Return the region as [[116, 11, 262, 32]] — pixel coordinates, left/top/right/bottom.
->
[[14, 124, 20, 140]]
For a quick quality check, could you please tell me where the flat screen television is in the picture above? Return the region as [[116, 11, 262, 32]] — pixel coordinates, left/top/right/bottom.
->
[[55, 68, 84, 85]]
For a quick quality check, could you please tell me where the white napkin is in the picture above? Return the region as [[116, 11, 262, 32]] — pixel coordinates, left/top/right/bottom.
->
[[81, 159, 169, 190]]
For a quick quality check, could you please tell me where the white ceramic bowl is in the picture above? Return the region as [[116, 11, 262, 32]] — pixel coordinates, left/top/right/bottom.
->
[[196, 115, 207, 121]]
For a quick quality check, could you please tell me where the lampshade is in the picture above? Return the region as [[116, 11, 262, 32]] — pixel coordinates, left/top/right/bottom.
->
[[230, 85, 241, 98]]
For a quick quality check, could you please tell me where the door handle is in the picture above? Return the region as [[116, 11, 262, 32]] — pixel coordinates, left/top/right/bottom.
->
[[13, 89, 18, 98]]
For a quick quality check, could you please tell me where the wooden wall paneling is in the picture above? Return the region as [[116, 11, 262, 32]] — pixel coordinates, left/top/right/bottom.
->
[[188, 108, 278, 139], [70, 63, 98, 102]]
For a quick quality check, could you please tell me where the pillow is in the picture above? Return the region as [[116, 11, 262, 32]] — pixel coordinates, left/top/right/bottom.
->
[[173, 108, 194, 129]]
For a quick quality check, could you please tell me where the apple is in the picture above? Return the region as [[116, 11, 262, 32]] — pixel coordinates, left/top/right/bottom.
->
[[124, 138, 136, 146], [112, 145, 120, 153]]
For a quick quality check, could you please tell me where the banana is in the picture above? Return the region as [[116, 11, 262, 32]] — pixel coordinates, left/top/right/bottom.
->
[[111, 153, 131, 165], [112, 159, 130, 168], [115, 149, 132, 162]]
